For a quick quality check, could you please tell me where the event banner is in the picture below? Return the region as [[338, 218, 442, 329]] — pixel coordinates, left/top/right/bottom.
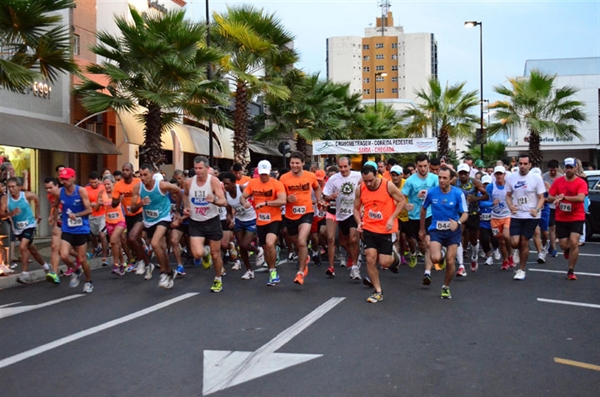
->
[[313, 138, 437, 155]]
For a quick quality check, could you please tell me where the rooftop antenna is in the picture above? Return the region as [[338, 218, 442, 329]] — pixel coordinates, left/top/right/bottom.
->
[[378, 0, 391, 36]]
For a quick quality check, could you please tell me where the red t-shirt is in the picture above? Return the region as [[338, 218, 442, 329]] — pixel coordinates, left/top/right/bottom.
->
[[548, 176, 588, 222]]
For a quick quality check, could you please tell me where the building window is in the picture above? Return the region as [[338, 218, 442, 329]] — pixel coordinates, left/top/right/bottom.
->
[[376, 76, 384, 82], [392, 88, 398, 93], [376, 54, 384, 60], [375, 43, 384, 49], [375, 65, 384, 71], [363, 55, 370, 61], [73, 34, 80, 55], [376, 88, 384, 94], [364, 89, 370, 94], [364, 78, 370, 83], [363, 44, 370, 50], [391, 54, 398, 60], [391, 65, 398, 71], [363, 66, 370, 72], [392, 77, 398, 82], [391, 43, 398, 49]]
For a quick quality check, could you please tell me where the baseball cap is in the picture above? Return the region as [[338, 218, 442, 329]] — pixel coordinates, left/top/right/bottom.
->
[[390, 165, 403, 175], [364, 161, 378, 169], [58, 167, 76, 179], [481, 175, 493, 184], [257, 160, 271, 175], [564, 157, 576, 168], [475, 159, 485, 167], [457, 163, 470, 173], [315, 169, 326, 180], [493, 165, 506, 175]]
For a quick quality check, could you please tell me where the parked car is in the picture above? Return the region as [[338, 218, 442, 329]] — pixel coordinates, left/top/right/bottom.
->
[[584, 170, 600, 241]]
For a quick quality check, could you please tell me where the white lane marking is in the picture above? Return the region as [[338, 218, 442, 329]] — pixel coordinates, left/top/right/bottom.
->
[[0, 295, 84, 319], [529, 269, 600, 277], [203, 297, 345, 396], [0, 292, 198, 369], [537, 298, 600, 309]]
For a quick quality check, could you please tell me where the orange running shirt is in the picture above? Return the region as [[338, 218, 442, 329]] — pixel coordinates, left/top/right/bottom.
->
[[244, 178, 285, 226], [112, 178, 142, 216], [236, 175, 251, 185], [360, 179, 398, 234], [279, 171, 319, 220], [103, 190, 125, 224], [85, 185, 106, 217]]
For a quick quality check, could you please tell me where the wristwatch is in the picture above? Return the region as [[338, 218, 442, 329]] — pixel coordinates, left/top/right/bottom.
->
[[457, 220, 462, 225]]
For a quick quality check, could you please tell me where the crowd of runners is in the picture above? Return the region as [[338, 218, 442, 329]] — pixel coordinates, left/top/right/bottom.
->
[[0, 151, 591, 302]]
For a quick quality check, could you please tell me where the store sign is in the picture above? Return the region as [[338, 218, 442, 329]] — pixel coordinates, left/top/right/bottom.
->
[[32, 81, 52, 99], [148, 0, 167, 13], [313, 138, 437, 155]]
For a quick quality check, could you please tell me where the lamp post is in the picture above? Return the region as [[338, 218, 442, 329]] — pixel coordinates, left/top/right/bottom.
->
[[464, 21, 484, 161], [206, 0, 214, 166], [374, 71, 387, 109]]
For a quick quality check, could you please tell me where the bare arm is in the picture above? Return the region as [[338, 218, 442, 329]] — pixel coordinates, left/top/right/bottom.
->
[[25, 191, 41, 223], [129, 183, 142, 213], [353, 184, 363, 232], [76, 187, 92, 218]]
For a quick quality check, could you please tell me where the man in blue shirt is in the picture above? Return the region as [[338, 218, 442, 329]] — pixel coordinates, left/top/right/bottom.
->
[[420, 166, 468, 299]]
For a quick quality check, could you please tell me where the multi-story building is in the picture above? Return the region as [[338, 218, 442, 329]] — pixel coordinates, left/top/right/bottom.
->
[[505, 57, 600, 168]]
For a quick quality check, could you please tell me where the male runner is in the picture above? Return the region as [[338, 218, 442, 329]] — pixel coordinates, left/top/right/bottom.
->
[[86, 171, 109, 266], [542, 160, 562, 257]]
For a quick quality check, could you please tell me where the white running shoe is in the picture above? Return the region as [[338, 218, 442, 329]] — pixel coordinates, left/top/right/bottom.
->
[[350, 266, 361, 280], [158, 273, 174, 289], [135, 260, 146, 275], [43, 263, 51, 273], [456, 266, 467, 277], [340, 257, 348, 268], [17, 271, 33, 284], [241, 270, 255, 280], [485, 256, 494, 266], [512, 249, 520, 265], [256, 247, 265, 268], [493, 249, 501, 261], [513, 269, 526, 280], [537, 252, 546, 264], [232, 260, 242, 271], [83, 282, 94, 293], [144, 263, 155, 280]]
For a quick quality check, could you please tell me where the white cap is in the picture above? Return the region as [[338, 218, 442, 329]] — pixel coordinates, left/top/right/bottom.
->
[[531, 167, 542, 175], [457, 163, 470, 173], [257, 160, 271, 175], [481, 175, 493, 184], [564, 157, 576, 167], [493, 165, 506, 175], [390, 165, 403, 175]]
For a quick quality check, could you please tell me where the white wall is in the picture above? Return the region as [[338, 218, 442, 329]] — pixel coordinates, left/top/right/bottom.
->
[[327, 36, 363, 96]]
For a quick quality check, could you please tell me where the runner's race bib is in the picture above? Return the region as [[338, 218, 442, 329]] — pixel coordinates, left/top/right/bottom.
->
[[492, 227, 500, 236], [292, 206, 306, 215], [108, 212, 120, 220], [517, 197, 528, 205], [67, 217, 83, 227], [339, 207, 353, 216], [258, 213, 271, 222], [367, 210, 383, 220], [16, 220, 29, 229], [436, 221, 451, 231], [480, 213, 491, 221], [559, 202, 572, 212], [145, 209, 159, 219]]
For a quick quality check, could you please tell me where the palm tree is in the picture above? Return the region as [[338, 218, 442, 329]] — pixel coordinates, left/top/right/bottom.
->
[[352, 102, 404, 163], [75, 7, 227, 167], [0, 0, 78, 92], [256, 72, 362, 154], [462, 140, 506, 165], [213, 5, 298, 165], [400, 78, 479, 159], [487, 69, 587, 167]]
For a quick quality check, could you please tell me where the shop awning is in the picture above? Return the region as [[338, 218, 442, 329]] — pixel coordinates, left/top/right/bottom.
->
[[0, 112, 121, 154], [249, 141, 282, 157]]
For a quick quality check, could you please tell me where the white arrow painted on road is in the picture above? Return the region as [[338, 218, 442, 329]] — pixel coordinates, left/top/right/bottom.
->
[[0, 295, 85, 319], [203, 297, 345, 396]]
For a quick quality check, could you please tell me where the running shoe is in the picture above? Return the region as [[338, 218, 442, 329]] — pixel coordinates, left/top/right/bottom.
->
[[144, 263, 155, 280], [229, 242, 238, 260], [493, 249, 501, 261], [210, 279, 223, 293], [17, 271, 32, 285], [434, 263, 443, 271], [101, 258, 109, 267], [83, 282, 94, 293], [422, 273, 432, 286], [287, 252, 295, 263], [69, 269, 82, 288], [232, 260, 242, 271], [363, 276, 374, 288], [64, 262, 81, 277], [408, 254, 417, 268], [221, 267, 226, 277], [202, 246, 212, 269], [339, 257, 348, 268], [366, 290, 383, 303], [135, 261, 146, 275], [46, 272, 60, 284], [508, 257, 516, 268], [350, 266, 361, 280], [501, 260, 509, 271], [388, 254, 400, 274], [276, 246, 281, 264], [325, 266, 335, 277], [111, 264, 120, 275], [293, 272, 304, 285], [441, 286, 451, 299], [456, 266, 467, 277], [567, 270, 577, 280], [256, 247, 266, 268], [42, 263, 51, 273], [158, 273, 174, 289], [176, 264, 186, 276], [194, 258, 202, 267], [512, 250, 519, 266], [513, 269, 526, 280], [485, 257, 493, 266], [126, 261, 136, 272], [303, 260, 309, 277], [93, 245, 102, 257], [118, 263, 126, 276], [312, 254, 321, 267], [470, 260, 478, 273], [549, 248, 558, 258], [267, 270, 280, 286], [563, 248, 570, 260], [537, 252, 547, 264], [241, 270, 254, 280], [400, 255, 407, 266]]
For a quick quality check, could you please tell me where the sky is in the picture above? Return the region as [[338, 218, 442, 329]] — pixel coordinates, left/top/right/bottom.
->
[[186, 0, 600, 102]]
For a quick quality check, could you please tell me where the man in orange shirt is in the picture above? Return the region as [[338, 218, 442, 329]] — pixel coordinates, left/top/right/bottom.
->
[[233, 163, 251, 186], [279, 151, 324, 285], [112, 163, 148, 275], [86, 171, 109, 266], [354, 163, 405, 303], [242, 160, 287, 286]]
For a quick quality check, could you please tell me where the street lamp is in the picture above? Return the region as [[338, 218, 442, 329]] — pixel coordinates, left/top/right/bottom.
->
[[464, 20, 484, 161], [206, 0, 214, 166], [374, 71, 387, 109]]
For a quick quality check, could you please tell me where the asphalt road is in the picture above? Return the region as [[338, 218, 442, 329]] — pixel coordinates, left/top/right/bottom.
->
[[1, 242, 599, 397]]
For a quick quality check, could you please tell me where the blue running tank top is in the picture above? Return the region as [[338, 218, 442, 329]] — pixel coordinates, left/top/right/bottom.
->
[[140, 180, 172, 227], [8, 192, 37, 234], [60, 185, 90, 234]]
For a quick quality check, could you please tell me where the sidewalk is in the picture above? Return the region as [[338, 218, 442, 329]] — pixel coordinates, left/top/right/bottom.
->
[[0, 238, 106, 290]]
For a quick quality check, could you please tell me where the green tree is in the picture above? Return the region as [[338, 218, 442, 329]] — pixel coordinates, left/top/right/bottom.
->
[[462, 139, 506, 165], [351, 102, 405, 163], [400, 78, 479, 159], [213, 5, 298, 165], [75, 7, 226, 167], [488, 69, 587, 167], [0, 0, 78, 91]]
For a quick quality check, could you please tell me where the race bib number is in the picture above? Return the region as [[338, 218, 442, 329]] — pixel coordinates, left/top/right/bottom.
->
[[67, 217, 83, 227], [517, 197, 528, 205], [145, 209, 159, 219], [292, 206, 306, 215], [258, 213, 271, 222], [16, 220, 29, 229], [436, 221, 451, 231], [367, 210, 383, 220], [338, 207, 353, 216], [317, 209, 326, 218], [236, 206, 246, 215], [492, 227, 500, 236], [559, 202, 572, 212], [107, 212, 120, 220], [480, 213, 491, 221]]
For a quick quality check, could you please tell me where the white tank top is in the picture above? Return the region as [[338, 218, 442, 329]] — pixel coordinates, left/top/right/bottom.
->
[[226, 184, 257, 222], [188, 175, 220, 221]]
